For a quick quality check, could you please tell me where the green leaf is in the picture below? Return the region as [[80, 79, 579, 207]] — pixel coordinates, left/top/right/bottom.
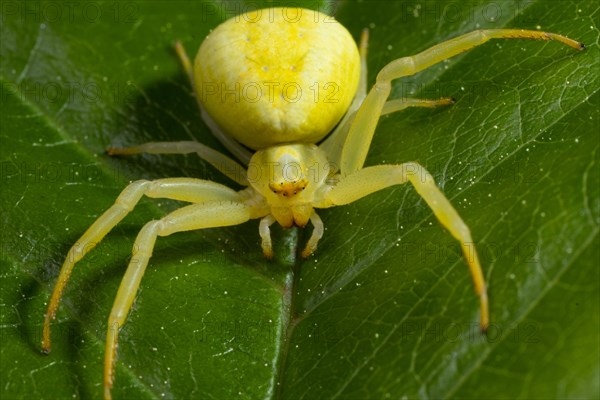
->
[[1, 1, 598, 399]]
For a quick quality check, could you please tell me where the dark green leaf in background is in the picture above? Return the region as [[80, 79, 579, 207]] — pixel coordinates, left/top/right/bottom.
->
[[1, 0, 598, 399]]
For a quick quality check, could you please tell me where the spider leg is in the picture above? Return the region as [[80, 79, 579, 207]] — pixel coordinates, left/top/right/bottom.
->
[[259, 214, 276, 259], [103, 200, 254, 400], [322, 163, 488, 331], [175, 40, 193, 84], [322, 97, 454, 172], [259, 211, 324, 259], [357, 28, 369, 101], [381, 97, 455, 114], [42, 178, 242, 353], [340, 29, 584, 174], [301, 211, 325, 258], [174, 40, 254, 164], [107, 141, 248, 186], [319, 28, 369, 164], [199, 108, 254, 164]]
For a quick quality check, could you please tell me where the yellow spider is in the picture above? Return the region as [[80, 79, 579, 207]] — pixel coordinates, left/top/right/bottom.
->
[[41, 7, 584, 399]]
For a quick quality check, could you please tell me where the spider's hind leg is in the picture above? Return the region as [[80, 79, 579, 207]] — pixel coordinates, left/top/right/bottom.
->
[[107, 141, 249, 186], [175, 40, 193, 84]]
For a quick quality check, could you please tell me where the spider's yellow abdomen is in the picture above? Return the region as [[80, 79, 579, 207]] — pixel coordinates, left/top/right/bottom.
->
[[193, 8, 360, 150]]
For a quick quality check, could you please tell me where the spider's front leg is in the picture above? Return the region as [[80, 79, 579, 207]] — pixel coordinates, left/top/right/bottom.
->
[[328, 29, 582, 331], [41, 178, 268, 400], [42, 178, 244, 353], [341, 29, 584, 174], [322, 164, 488, 331], [103, 199, 257, 399]]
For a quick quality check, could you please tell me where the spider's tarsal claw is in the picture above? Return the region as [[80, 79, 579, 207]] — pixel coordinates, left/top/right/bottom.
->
[[478, 288, 489, 333], [301, 245, 315, 258], [301, 212, 323, 258], [262, 247, 273, 260], [480, 314, 489, 334], [436, 97, 455, 107], [105, 147, 121, 156], [41, 333, 50, 353], [106, 147, 131, 156]]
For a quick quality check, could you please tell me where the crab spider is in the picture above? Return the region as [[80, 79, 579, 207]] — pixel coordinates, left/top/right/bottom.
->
[[41, 7, 584, 400]]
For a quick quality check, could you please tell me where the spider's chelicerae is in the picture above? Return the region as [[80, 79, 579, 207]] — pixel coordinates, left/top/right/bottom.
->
[[42, 7, 584, 399]]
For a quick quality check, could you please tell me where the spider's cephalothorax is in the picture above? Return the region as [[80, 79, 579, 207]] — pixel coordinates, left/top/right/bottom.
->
[[248, 144, 330, 228], [41, 7, 584, 399]]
